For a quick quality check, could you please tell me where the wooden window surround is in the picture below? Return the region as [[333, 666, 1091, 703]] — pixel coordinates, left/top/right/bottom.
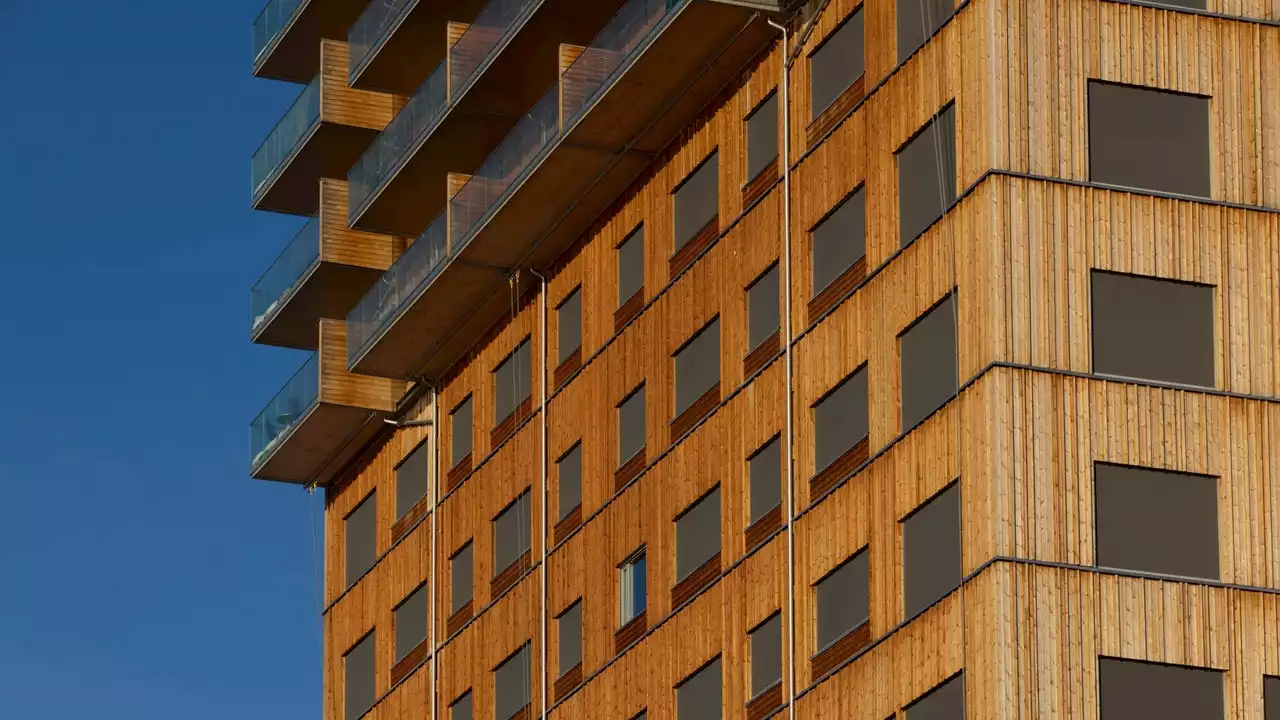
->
[[445, 453, 472, 493], [615, 448, 647, 492], [554, 663, 584, 701], [491, 550, 532, 598], [746, 682, 784, 720], [390, 639, 430, 687], [669, 217, 719, 278], [744, 331, 780, 377], [810, 620, 871, 679], [807, 255, 866, 324], [670, 383, 720, 447], [745, 505, 782, 553], [806, 75, 865, 149], [553, 505, 583, 545], [391, 496, 431, 544], [810, 436, 868, 500], [446, 600, 473, 637], [490, 396, 533, 449], [671, 552, 721, 608], [614, 611, 647, 655], [554, 347, 583, 390], [615, 289, 644, 332], [742, 160, 779, 208]]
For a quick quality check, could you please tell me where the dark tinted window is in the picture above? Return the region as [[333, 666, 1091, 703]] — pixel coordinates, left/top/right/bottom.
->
[[451, 692, 473, 720], [1266, 676, 1280, 720], [619, 385, 646, 465], [557, 443, 582, 521], [1099, 658, 1223, 719], [618, 225, 644, 305], [897, 0, 954, 62], [674, 152, 719, 251], [558, 288, 582, 365], [1094, 463, 1219, 580], [394, 583, 428, 661], [494, 644, 532, 720], [750, 614, 782, 696], [816, 550, 869, 649], [900, 294, 957, 431], [749, 437, 782, 523], [905, 673, 965, 720], [811, 188, 866, 296], [813, 367, 869, 474], [344, 632, 375, 720], [494, 339, 532, 424], [897, 106, 956, 247], [493, 491, 532, 575], [747, 93, 779, 181], [558, 601, 582, 675], [902, 483, 961, 617], [810, 10, 865, 119], [677, 657, 723, 720], [451, 396, 473, 467], [346, 492, 376, 588], [1091, 271, 1214, 387], [396, 442, 430, 520], [620, 550, 647, 623], [676, 487, 721, 580], [747, 265, 780, 351], [1088, 81, 1210, 197], [451, 541, 473, 612], [675, 317, 721, 416]]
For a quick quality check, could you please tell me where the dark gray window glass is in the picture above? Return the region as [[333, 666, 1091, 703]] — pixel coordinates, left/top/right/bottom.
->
[[558, 601, 582, 675], [345, 633, 375, 720], [558, 288, 582, 365], [1094, 463, 1219, 580], [749, 437, 782, 524], [677, 657, 722, 720], [557, 443, 582, 521], [1088, 81, 1210, 197], [1090, 271, 1214, 387], [750, 614, 782, 696], [620, 550, 647, 624], [902, 483, 961, 617], [451, 541, 473, 613], [619, 385, 646, 465], [618, 225, 644, 305], [675, 318, 721, 416], [900, 294, 957, 432], [494, 339, 532, 425], [815, 550, 869, 649], [905, 673, 965, 720], [676, 487, 721, 581], [746, 93, 779, 181], [1266, 676, 1280, 720], [809, 10, 865, 119], [813, 367, 868, 474], [747, 265, 780, 351], [1099, 658, 1223, 720], [811, 188, 866, 296], [897, 0, 954, 62], [394, 583, 428, 661], [451, 692, 473, 720], [897, 106, 956, 247], [493, 491, 532, 576], [451, 396, 473, 468], [396, 442, 430, 520], [673, 152, 719, 251], [346, 492, 376, 589], [494, 644, 532, 720]]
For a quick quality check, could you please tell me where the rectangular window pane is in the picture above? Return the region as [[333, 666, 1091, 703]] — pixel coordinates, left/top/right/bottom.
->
[[673, 152, 719, 251], [494, 644, 532, 720], [451, 692, 473, 720], [558, 602, 582, 675], [1088, 81, 1210, 197], [813, 367, 868, 473], [493, 491, 532, 575], [1090, 271, 1214, 387], [557, 443, 582, 521], [558, 288, 582, 365], [749, 438, 782, 523], [451, 541, 473, 612], [1266, 676, 1280, 720], [897, 106, 956, 247], [494, 339, 532, 424], [811, 188, 866, 296], [809, 10, 865, 119], [619, 385, 646, 465], [676, 657, 722, 720], [746, 93, 779, 181], [451, 396, 473, 468], [396, 442, 430, 520], [816, 550, 869, 648], [905, 673, 964, 720], [899, 294, 957, 432], [902, 483, 961, 617], [620, 551, 647, 623], [394, 584, 428, 661], [344, 633, 375, 720], [618, 225, 645, 305], [750, 615, 782, 696], [675, 318, 721, 416], [346, 492, 376, 588], [897, 0, 954, 62], [1094, 463, 1219, 580], [748, 265, 780, 351], [676, 487, 721, 580], [1099, 658, 1223, 719]]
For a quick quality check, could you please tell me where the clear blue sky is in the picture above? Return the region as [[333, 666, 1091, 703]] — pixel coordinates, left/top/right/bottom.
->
[[0, 1, 325, 717]]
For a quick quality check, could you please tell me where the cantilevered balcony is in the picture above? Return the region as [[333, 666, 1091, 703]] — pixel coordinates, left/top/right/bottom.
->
[[347, 0, 776, 380], [252, 0, 371, 83], [251, 179, 405, 349], [252, 40, 406, 216], [250, 319, 404, 484], [346, 0, 627, 236], [347, 0, 489, 93]]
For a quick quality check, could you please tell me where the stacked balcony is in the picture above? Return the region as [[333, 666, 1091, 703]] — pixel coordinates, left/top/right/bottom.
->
[[252, 0, 371, 82], [347, 0, 490, 94]]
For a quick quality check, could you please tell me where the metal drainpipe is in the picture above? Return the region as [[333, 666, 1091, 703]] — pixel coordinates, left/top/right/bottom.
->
[[428, 383, 439, 720], [529, 268, 549, 719]]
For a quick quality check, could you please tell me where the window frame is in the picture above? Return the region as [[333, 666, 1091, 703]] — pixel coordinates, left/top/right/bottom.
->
[[619, 547, 648, 626], [392, 581, 429, 662], [394, 437, 431, 521], [745, 90, 780, 183]]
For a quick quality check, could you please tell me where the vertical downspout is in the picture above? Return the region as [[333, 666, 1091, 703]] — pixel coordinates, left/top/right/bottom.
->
[[530, 269, 549, 720], [428, 384, 439, 720]]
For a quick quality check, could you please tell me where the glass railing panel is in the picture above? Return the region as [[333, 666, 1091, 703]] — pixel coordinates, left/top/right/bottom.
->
[[349, 0, 417, 82], [253, 0, 306, 64], [251, 353, 320, 470], [252, 77, 321, 197], [348, 61, 446, 215], [447, 0, 538, 100], [251, 218, 321, 333]]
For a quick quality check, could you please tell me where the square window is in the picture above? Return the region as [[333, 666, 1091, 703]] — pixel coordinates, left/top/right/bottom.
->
[[676, 487, 721, 581], [750, 614, 782, 696], [899, 294, 957, 432], [816, 549, 870, 649], [809, 10, 865, 119], [747, 264, 780, 352], [813, 367, 869, 474], [346, 492, 376, 588], [558, 601, 583, 676], [396, 441, 430, 521], [394, 583, 428, 662], [451, 396, 473, 468], [897, 0, 954, 62], [746, 93, 779, 181], [344, 632, 375, 720], [677, 657, 723, 720], [1094, 463, 1219, 580], [451, 541, 474, 613], [450, 691, 473, 720], [618, 225, 645, 306], [673, 152, 720, 251], [493, 338, 533, 425], [1088, 81, 1210, 197], [902, 482, 961, 618], [811, 188, 866, 296], [675, 317, 721, 416], [749, 437, 782, 524], [619, 385, 646, 466], [1090, 270, 1214, 387], [897, 105, 956, 247], [904, 673, 964, 720], [1099, 658, 1223, 719], [493, 491, 532, 576], [557, 443, 582, 521], [494, 643, 532, 720], [558, 287, 582, 366], [620, 550, 647, 625]]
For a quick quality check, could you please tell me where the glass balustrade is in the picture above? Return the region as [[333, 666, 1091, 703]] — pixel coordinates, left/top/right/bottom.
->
[[253, 0, 306, 64], [347, 214, 449, 362], [251, 354, 320, 470], [349, 0, 417, 82], [251, 78, 321, 198], [251, 218, 321, 333]]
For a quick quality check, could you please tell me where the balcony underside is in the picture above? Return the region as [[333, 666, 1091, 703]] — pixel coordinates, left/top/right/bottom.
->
[[350, 1, 773, 380], [255, 123, 382, 216], [350, 0, 490, 94], [350, 0, 627, 236], [251, 402, 382, 483], [256, 0, 367, 83], [253, 262, 386, 350]]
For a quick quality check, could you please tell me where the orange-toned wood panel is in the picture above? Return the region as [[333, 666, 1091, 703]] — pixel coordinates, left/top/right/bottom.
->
[[318, 39, 407, 130], [318, 178, 406, 269], [318, 318, 406, 411]]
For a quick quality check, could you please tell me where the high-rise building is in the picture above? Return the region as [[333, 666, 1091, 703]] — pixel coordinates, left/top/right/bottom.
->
[[246, 0, 1280, 717]]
